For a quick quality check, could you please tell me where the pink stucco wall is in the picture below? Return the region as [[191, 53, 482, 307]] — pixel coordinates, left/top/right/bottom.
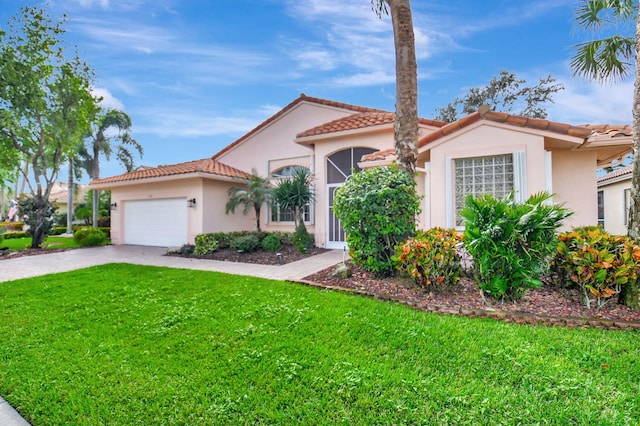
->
[[551, 149, 598, 229]]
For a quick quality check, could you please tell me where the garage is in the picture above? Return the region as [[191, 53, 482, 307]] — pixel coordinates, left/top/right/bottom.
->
[[123, 198, 188, 247]]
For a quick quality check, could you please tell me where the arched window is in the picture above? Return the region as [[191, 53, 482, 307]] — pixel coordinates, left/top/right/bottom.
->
[[327, 147, 376, 184]]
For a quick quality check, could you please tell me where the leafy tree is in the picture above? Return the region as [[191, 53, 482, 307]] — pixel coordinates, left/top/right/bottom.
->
[[225, 169, 273, 232], [372, 0, 419, 175], [334, 164, 421, 277], [434, 71, 564, 122], [78, 109, 142, 228], [570, 0, 640, 309], [0, 6, 99, 248]]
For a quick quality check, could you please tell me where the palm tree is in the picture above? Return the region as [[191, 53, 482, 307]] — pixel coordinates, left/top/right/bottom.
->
[[78, 109, 143, 227], [570, 0, 639, 309], [272, 167, 315, 230], [225, 169, 273, 232], [372, 0, 419, 175]]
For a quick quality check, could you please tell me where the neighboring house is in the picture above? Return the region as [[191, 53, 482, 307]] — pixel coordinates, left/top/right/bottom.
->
[[90, 94, 633, 248], [49, 182, 89, 216], [597, 166, 633, 235]]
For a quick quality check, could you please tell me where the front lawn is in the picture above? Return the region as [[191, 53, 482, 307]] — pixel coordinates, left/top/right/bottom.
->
[[0, 236, 82, 251], [0, 264, 638, 425]]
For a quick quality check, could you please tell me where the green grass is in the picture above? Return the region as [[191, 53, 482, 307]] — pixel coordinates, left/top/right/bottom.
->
[[0, 236, 83, 250], [1, 264, 639, 425]]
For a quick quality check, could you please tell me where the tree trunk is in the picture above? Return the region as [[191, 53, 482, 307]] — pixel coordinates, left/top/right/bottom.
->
[[92, 189, 99, 228], [255, 206, 262, 232], [624, 6, 640, 309], [67, 160, 74, 234], [31, 191, 47, 248], [388, 0, 418, 176]]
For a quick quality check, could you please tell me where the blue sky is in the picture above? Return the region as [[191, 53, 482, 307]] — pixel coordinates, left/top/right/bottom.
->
[[1, 0, 634, 182]]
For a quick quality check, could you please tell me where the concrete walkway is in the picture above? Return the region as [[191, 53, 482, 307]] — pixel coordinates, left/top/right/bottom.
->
[[0, 245, 347, 425]]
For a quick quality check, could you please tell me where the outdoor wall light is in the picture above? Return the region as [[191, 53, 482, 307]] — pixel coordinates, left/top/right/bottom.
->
[[110, 202, 117, 209], [188, 198, 197, 208]]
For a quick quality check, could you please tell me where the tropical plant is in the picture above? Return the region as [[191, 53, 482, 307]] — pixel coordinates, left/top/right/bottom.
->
[[73, 226, 107, 247], [272, 167, 314, 230], [78, 109, 142, 227], [194, 233, 220, 255], [434, 71, 564, 122], [570, 0, 639, 309], [552, 227, 640, 309], [461, 192, 572, 300], [394, 227, 462, 290], [372, 0, 418, 175], [225, 169, 273, 232], [334, 164, 421, 277], [0, 6, 100, 247]]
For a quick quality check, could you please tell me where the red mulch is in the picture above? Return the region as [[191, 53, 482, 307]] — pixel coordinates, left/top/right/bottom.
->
[[303, 261, 640, 329], [169, 245, 329, 265]]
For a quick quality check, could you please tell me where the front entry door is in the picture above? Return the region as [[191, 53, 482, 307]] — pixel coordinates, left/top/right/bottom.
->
[[326, 184, 345, 249], [325, 147, 376, 249]]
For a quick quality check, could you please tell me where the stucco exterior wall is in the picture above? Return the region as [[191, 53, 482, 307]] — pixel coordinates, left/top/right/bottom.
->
[[216, 102, 355, 175], [202, 179, 256, 233], [551, 149, 598, 230], [598, 178, 631, 236]]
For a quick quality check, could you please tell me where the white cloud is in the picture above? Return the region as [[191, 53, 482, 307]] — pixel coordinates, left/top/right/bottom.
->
[[91, 87, 125, 110], [548, 78, 633, 124], [131, 105, 276, 138]]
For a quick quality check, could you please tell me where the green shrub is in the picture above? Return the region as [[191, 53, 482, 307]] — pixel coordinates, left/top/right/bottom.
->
[[229, 234, 260, 252], [334, 164, 421, 277], [551, 227, 640, 309], [292, 224, 314, 253], [394, 227, 462, 290], [261, 234, 282, 252], [3, 231, 29, 239], [73, 227, 107, 247], [461, 191, 572, 300], [194, 233, 220, 255]]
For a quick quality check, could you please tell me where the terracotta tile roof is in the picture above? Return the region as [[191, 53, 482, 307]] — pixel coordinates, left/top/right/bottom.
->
[[582, 124, 633, 138], [597, 165, 633, 184], [361, 148, 395, 162], [296, 112, 445, 139], [419, 105, 594, 148], [212, 94, 382, 160], [89, 157, 251, 186]]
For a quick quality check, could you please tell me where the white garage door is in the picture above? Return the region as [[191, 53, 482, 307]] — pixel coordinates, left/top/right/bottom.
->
[[124, 198, 188, 247]]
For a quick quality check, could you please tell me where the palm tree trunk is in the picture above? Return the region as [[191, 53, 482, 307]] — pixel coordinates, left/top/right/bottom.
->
[[67, 160, 74, 234], [623, 6, 640, 309], [389, 0, 418, 176]]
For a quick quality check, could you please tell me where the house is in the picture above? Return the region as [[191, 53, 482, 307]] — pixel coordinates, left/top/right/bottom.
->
[[89, 94, 634, 248], [597, 166, 633, 235], [49, 182, 89, 216]]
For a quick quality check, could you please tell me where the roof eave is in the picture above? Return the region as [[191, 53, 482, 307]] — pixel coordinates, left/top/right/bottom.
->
[[89, 171, 247, 189]]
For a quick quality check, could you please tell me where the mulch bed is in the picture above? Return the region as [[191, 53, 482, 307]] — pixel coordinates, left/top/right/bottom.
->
[[168, 245, 330, 265], [302, 261, 640, 330]]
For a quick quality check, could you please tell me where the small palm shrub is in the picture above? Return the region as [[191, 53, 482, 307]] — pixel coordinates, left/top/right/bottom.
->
[[194, 233, 219, 255], [73, 227, 107, 247], [461, 191, 572, 300], [261, 234, 282, 252], [551, 227, 640, 309], [292, 224, 314, 253], [229, 234, 261, 252], [394, 227, 462, 290], [334, 165, 421, 277]]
